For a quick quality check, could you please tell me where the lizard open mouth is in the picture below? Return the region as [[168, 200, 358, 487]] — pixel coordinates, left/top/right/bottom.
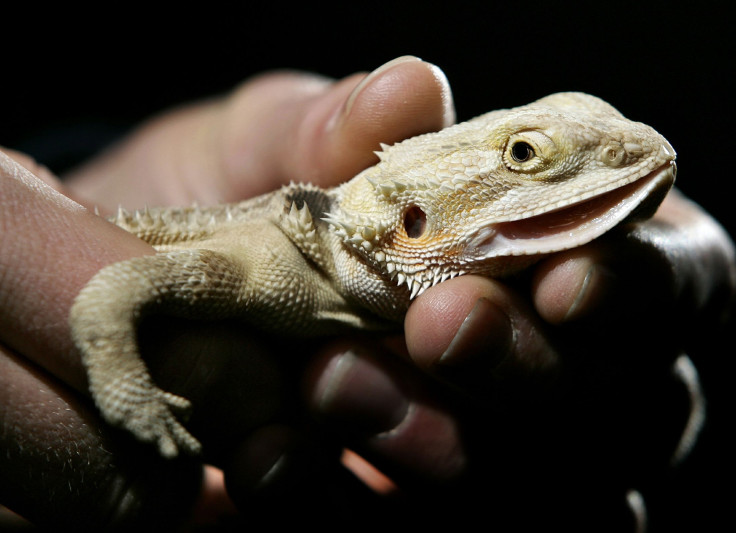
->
[[467, 162, 676, 258]]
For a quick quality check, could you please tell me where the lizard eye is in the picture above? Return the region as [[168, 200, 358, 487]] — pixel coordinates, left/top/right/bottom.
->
[[404, 206, 426, 238], [511, 141, 535, 162], [503, 131, 556, 174]]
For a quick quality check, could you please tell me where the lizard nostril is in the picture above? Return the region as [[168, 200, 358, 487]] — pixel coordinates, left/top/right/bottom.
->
[[601, 141, 626, 167], [404, 206, 426, 238]]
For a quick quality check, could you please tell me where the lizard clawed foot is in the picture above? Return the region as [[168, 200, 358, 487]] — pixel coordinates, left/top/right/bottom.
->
[[100, 383, 203, 458]]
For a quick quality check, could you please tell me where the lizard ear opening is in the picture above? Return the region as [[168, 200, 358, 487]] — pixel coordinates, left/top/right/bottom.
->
[[404, 206, 427, 238]]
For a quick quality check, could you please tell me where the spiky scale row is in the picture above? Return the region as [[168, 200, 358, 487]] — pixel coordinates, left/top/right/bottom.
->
[[280, 201, 322, 262], [109, 203, 257, 246], [386, 262, 463, 299], [322, 212, 391, 252]]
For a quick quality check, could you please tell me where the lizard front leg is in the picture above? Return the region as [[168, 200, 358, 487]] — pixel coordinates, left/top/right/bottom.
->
[[70, 249, 246, 458]]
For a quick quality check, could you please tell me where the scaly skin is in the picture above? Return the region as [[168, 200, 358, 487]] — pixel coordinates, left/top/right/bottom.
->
[[70, 92, 676, 458]]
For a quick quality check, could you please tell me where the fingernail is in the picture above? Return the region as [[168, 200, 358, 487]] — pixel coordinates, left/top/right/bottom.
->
[[343, 55, 422, 117], [438, 298, 514, 372], [232, 426, 300, 492], [314, 350, 410, 435], [426, 62, 456, 128], [563, 263, 615, 322]]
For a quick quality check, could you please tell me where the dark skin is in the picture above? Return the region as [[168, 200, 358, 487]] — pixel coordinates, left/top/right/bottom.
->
[[1, 56, 733, 529]]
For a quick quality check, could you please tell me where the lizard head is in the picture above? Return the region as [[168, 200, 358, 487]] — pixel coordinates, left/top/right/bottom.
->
[[326, 92, 676, 299]]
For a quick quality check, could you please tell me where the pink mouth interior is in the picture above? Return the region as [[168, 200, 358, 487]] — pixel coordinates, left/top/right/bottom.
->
[[468, 163, 675, 258], [496, 178, 644, 240]]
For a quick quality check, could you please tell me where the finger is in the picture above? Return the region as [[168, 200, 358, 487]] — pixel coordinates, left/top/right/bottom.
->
[[0, 147, 61, 188], [0, 151, 153, 388], [532, 191, 735, 331], [404, 275, 560, 391], [304, 343, 470, 484], [138, 317, 294, 459], [633, 190, 735, 322], [0, 344, 201, 530], [0, 147, 102, 211], [221, 424, 391, 526], [219, 55, 455, 198]]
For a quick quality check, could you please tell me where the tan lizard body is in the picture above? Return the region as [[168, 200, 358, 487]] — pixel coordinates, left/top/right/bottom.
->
[[70, 92, 676, 457]]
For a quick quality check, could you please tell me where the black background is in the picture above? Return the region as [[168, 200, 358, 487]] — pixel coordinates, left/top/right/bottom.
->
[[2, 3, 731, 227], [1, 2, 732, 529]]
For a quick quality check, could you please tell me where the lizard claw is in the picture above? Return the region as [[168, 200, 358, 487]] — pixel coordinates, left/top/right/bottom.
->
[[99, 382, 203, 458], [154, 417, 203, 459], [150, 389, 203, 458]]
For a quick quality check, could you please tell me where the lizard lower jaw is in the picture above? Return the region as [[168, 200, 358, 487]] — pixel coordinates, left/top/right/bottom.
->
[[465, 161, 677, 259]]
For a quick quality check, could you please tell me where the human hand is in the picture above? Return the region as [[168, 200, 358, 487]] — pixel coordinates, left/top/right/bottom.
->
[[0, 56, 455, 528], [301, 187, 734, 528]]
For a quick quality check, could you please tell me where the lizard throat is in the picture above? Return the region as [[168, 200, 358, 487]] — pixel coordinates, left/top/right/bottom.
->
[[465, 161, 676, 259]]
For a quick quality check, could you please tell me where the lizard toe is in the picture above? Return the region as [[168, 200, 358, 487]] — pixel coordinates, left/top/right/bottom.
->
[[158, 390, 193, 414]]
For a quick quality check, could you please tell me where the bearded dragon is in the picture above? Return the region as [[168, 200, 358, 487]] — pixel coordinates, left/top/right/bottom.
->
[[70, 92, 676, 458]]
